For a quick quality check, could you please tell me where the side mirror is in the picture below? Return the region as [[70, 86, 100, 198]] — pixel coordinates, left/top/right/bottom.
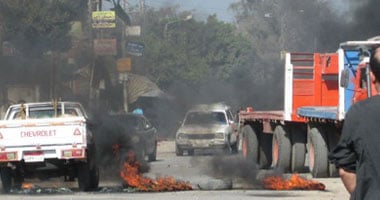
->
[[340, 69, 350, 88]]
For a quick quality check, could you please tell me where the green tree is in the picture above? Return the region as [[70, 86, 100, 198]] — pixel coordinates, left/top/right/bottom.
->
[[133, 8, 253, 95], [227, 0, 351, 108], [0, 0, 87, 58]]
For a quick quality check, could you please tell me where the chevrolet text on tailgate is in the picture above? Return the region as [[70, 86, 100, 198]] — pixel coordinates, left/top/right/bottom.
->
[[0, 101, 99, 193]]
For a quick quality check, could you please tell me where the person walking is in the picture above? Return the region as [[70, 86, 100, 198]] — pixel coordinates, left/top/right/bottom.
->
[[329, 46, 380, 199]]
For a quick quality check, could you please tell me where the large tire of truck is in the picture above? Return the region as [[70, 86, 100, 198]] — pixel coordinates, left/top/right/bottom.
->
[[308, 124, 329, 178], [272, 125, 291, 172], [241, 125, 259, 166], [290, 124, 307, 173]]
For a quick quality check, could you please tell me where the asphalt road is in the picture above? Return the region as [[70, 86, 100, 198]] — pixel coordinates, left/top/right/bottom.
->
[[1, 140, 350, 200]]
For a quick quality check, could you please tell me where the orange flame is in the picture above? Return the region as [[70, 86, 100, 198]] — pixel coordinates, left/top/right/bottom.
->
[[120, 151, 192, 192], [21, 182, 34, 189], [262, 173, 325, 190]]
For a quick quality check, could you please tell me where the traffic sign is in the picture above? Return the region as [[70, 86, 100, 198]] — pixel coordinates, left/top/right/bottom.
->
[[117, 57, 132, 72]]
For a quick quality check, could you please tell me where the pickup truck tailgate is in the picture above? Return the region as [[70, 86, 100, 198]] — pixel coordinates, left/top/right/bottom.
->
[[0, 117, 87, 147]]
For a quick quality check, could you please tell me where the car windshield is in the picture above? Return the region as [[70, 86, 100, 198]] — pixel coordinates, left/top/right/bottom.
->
[[184, 111, 227, 125], [115, 115, 140, 128]]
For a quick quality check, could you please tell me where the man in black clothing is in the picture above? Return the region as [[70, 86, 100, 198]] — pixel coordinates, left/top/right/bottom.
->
[[329, 47, 380, 199]]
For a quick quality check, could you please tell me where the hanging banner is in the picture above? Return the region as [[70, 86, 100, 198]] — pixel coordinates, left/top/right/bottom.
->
[[93, 39, 117, 56], [92, 11, 116, 28], [117, 57, 132, 72], [126, 26, 141, 36], [126, 42, 145, 56]]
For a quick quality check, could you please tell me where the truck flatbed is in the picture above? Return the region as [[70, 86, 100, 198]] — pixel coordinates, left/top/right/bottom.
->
[[239, 110, 284, 121], [297, 106, 338, 120]]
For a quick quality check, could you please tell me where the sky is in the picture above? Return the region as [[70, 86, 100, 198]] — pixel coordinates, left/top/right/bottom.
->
[[140, 0, 237, 22]]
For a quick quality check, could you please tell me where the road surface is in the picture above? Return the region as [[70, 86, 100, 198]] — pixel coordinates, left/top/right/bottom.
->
[[1, 140, 350, 200]]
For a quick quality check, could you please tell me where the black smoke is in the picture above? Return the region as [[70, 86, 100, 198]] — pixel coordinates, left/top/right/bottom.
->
[[87, 112, 150, 181], [205, 155, 260, 185]]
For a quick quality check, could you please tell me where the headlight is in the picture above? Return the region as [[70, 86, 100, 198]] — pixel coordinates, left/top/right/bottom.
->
[[177, 133, 188, 139], [214, 132, 225, 139]]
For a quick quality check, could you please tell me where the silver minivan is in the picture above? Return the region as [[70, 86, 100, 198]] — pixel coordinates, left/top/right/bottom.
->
[[175, 103, 237, 156]]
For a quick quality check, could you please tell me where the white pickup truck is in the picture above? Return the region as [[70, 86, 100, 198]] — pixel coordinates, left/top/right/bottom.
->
[[0, 101, 99, 193]]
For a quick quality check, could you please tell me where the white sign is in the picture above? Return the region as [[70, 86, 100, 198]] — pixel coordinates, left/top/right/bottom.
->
[[126, 26, 141, 36], [24, 152, 44, 163]]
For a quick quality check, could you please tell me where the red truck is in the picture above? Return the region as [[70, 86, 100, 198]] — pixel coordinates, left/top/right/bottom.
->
[[238, 39, 380, 178]]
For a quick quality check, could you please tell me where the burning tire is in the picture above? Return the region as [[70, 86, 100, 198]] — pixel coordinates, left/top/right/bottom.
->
[[290, 124, 307, 173], [272, 125, 291, 172], [241, 125, 259, 166], [308, 125, 329, 178]]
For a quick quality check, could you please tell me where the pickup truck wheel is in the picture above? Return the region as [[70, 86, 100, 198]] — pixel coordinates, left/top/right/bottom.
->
[[89, 167, 99, 189], [136, 148, 146, 162], [175, 145, 183, 156], [272, 125, 291, 172], [0, 167, 12, 193], [241, 125, 259, 166], [77, 162, 99, 191], [148, 145, 157, 162], [308, 125, 329, 178], [77, 162, 91, 191]]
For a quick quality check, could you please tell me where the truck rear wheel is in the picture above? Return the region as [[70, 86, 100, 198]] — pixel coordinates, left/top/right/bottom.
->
[[308, 125, 329, 178], [241, 125, 259, 166], [272, 125, 291, 172], [290, 125, 307, 173]]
